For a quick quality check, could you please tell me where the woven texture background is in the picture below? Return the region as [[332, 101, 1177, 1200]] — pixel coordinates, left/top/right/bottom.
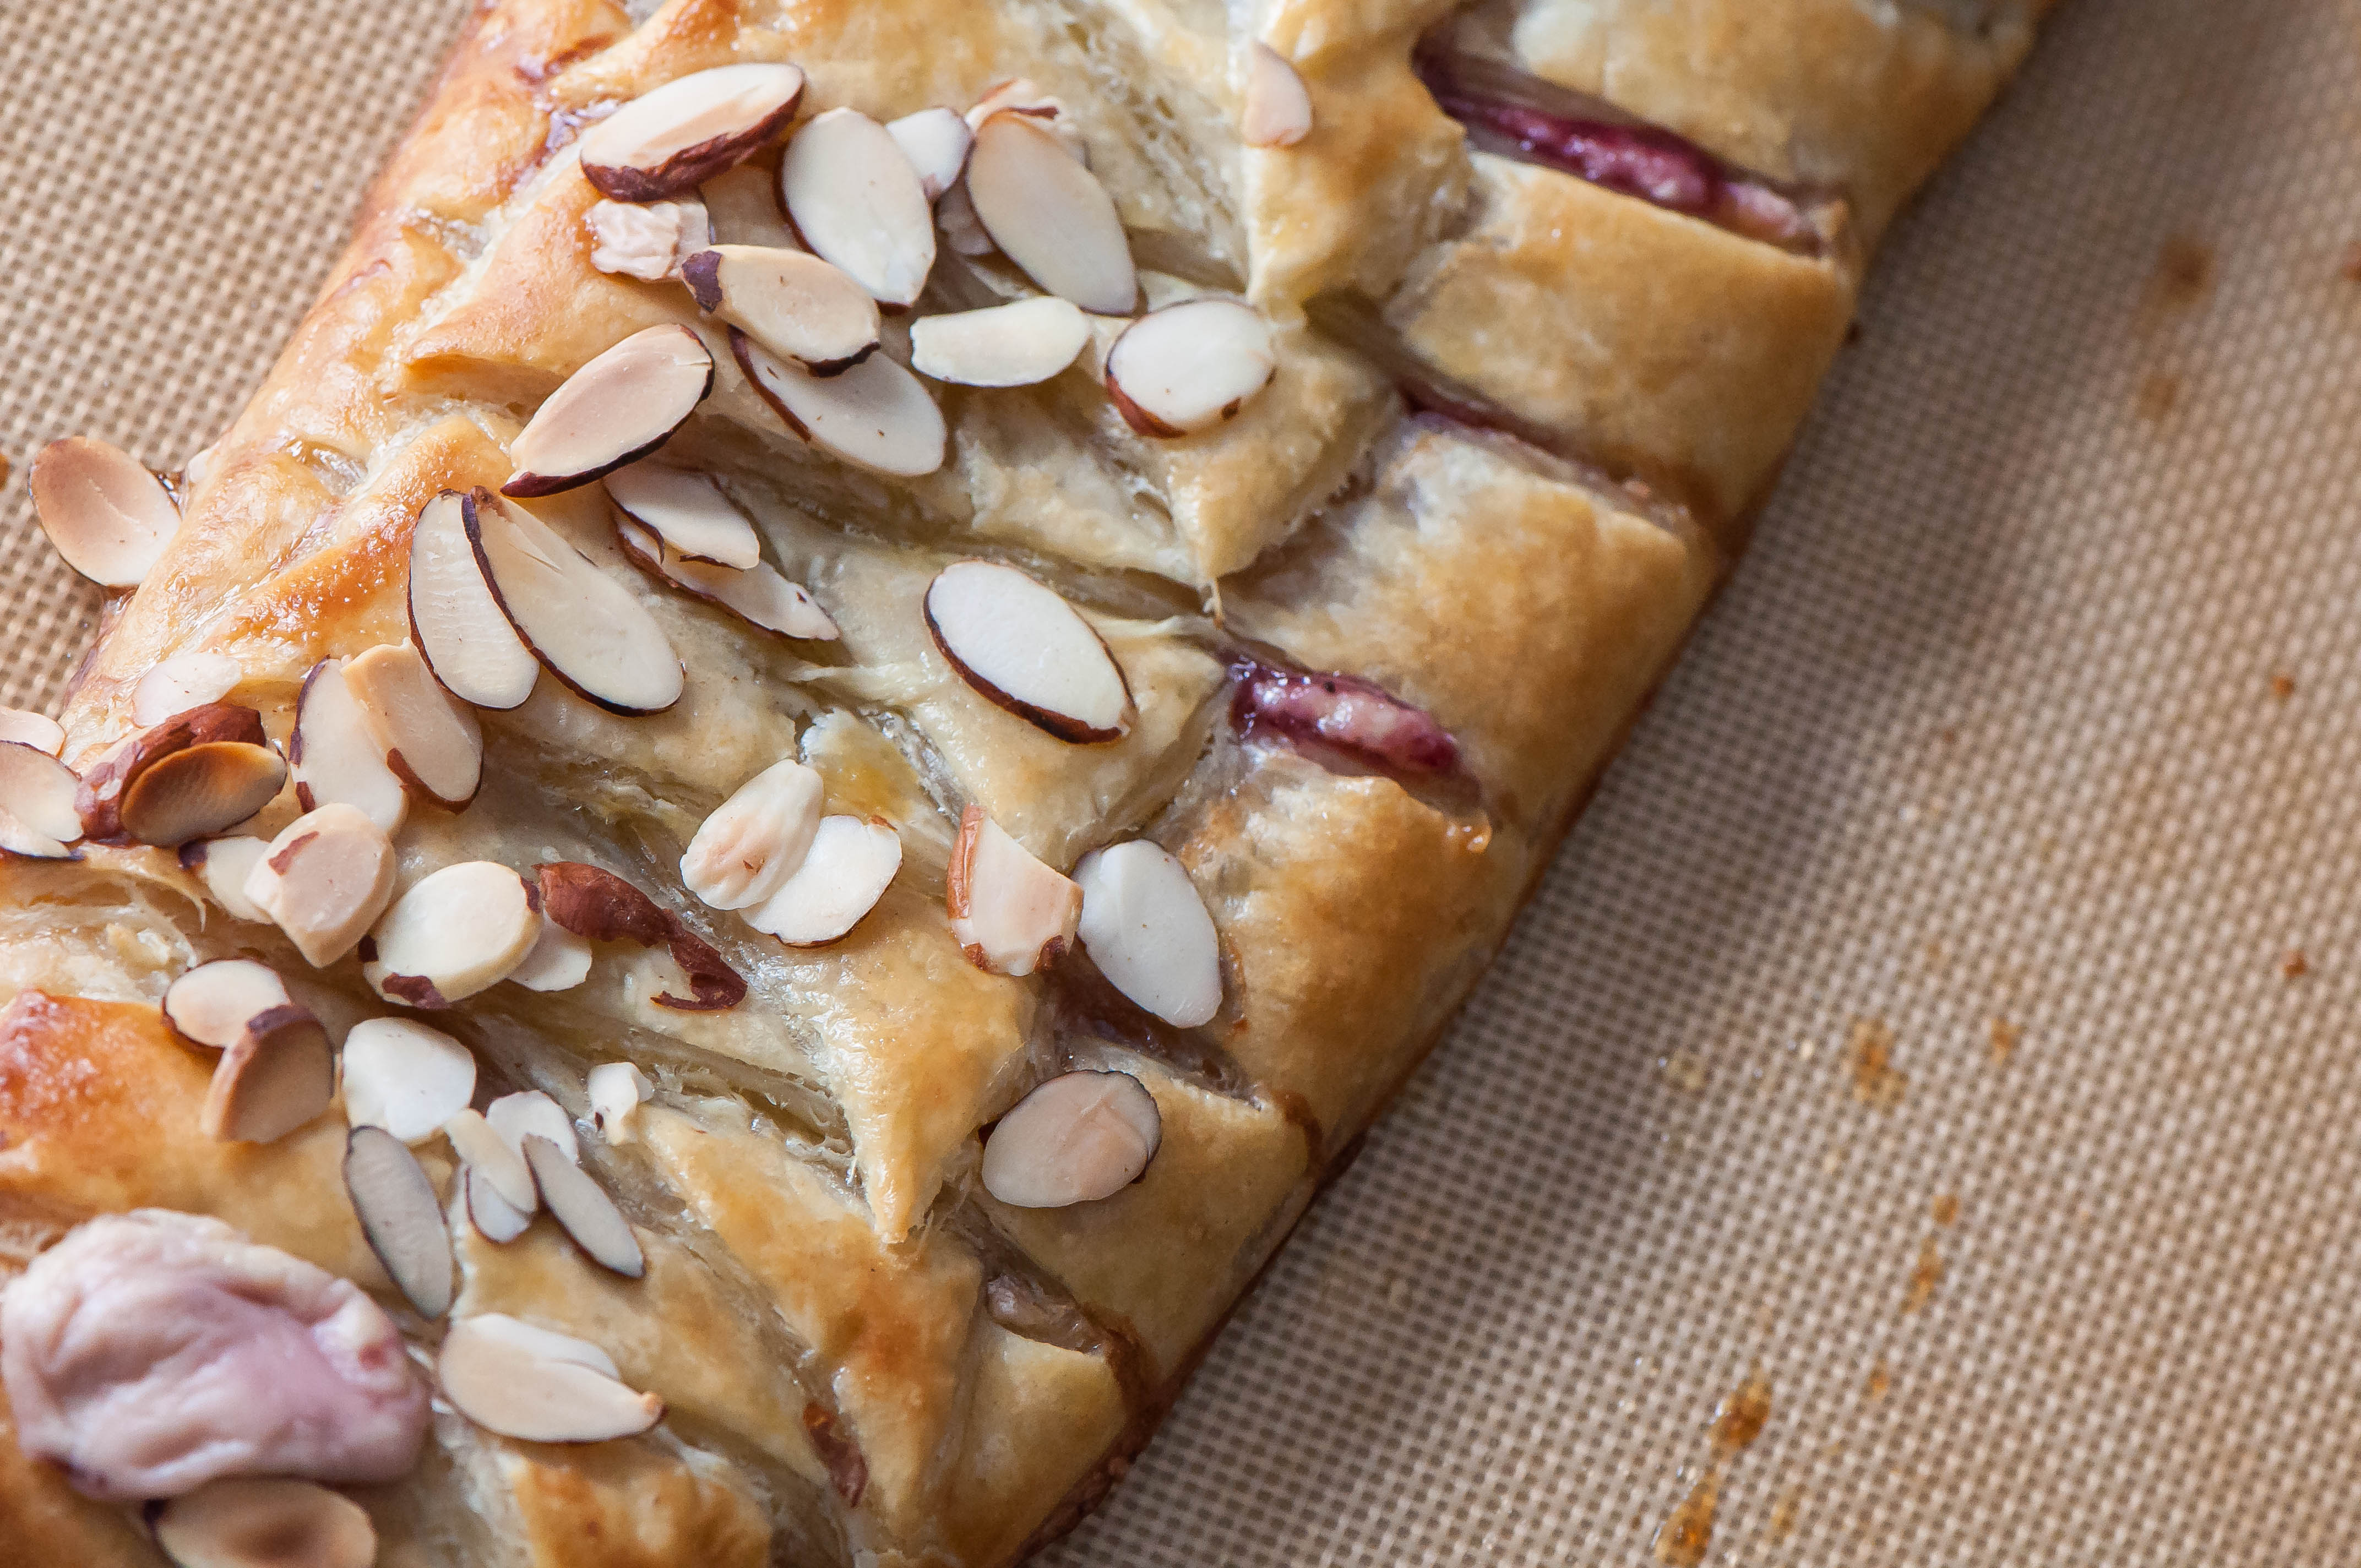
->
[[5, 0, 2355, 1562]]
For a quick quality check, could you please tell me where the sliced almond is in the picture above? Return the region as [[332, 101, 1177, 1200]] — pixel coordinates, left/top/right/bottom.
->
[[679, 755, 824, 910], [0, 739, 85, 857], [342, 643, 483, 810], [502, 324, 715, 497], [585, 196, 711, 281], [0, 815, 76, 861], [0, 709, 64, 756], [437, 1313, 663, 1443], [981, 1069, 1162, 1207], [75, 701, 264, 842], [923, 560, 1132, 742], [465, 1163, 533, 1243], [731, 330, 945, 477], [964, 111, 1137, 314], [777, 107, 937, 308], [407, 489, 538, 710], [702, 162, 800, 250], [162, 958, 292, 1050], [246, 804, 397, 967], [507, 911, 594, 992], [1241, 42, 1314, 148], [1073, 839, 1222, 1026], [1103, 298, 1277, 436], [445, 1109, 535, 1215], [522, 1134, 645, 1278], [961, 80, 1082, 150], [579, 62, 806, 202], [682, 245, 880, 374], [28, 435, 181, 587], [909, 296, 1090, 388], [154, 1477, 376, 1568], [935, 180, 995, 256], [290, 658, 408, 834], [487, 1088, 579, 1166], [744, 814, 900, 946], [587, 1061, 653, 1144], [614, 514, 840, 640], [132, 651, 242, 727], [179, 835, 272, 922], [118, 739, 286, 848], [465, 488, 686, 716], [341, 1017, 476, 1144], [603, 460, 760, 568], [534, 862, 746, 1010], [364, 861, 540, 1007], [343, 1124, 454, 1319], [201, 1003, 334, 1143], [946, 805, 1080, 977], [886, 107, 973, 200]]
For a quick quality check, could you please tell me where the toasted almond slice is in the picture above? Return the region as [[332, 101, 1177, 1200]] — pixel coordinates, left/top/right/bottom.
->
[[587, 1061, 652, 1144], [465, 489, 686, 716], [445, 1109, 535, 1215], [179, 835, 273, 922], [614, 515, 840, 640], [437, 1314, 663, 1442], [778, 107, 937, 308], [162, 958, 292, 1050], [732, 330, 945, 477], [534, 862, 747, 1010], [946, 806, 1080, 977], [603, 461, 759, 568], [981, 1069, 1162, 1207], [290, 659, 408, 834], [246, 804, 398, 967], [585, 196, 711, 281], [28, 436, 180, 587], [923, 560, 1132, 742], [703, 162, 800, 250], [0, 739, 85, 849], [682, 246, 880, 375], [154, 1477, 376, 1568], [680, 756, 824, 910], [886, 107, 973, 200], [344, 1125, 454, 1319], [744, 814, 900, 946], [132, 651, 242, 727], [118, 740, 286, 848], [0, 709, 64, 756], [465, 1163, 532, 1243], [935, 180, 995, 257], [1242, 42, 1314, 148], [75, 701, 265, 842], [341, 1017, 477, 1144], [961, 80, 1082, 150], [487, 1089, 579, 1166], [1073, 839, 1222, 1026], [964, 111, 1136, 314], [407, 489, 538, 710], [1103, 298, 1277, 436], [522, 1134, 645, 1278], [508, 911, 594, 993], [365, 861, 540, 1006], [909, 296, 1090, 388], [342, 643, 483, 810], [0, 815, 75, 861], [201, 1003, 333, 1144], [579, 62, 806, 201], [503, 325, 715, 498]]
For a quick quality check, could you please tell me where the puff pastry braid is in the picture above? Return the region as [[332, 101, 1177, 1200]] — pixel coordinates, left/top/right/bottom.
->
[[0, 1, 2051, 1562]]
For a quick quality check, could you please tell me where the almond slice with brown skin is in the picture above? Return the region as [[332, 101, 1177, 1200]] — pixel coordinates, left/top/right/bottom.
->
[[445, 1109, 535, 1215], [587, 1061, 652, 1144], [179, 835, 272, 922], [731, 329, 945, 477], [0, 739, 85, 857], [502, 325, 715, 498], [578, 62, 806, 202], [1104, 298, 1277, 436], [28, 436, 181, 587], [343, 1125, 454, 1319], [487, 1089, 579, 1165], [342, 643, 482, 810], [614, 515, 840, 641], [522, 1134, 645, 1278], [132, 651, 242, 727], [154, 1477, 376, 1568], [534, 862, 746, 1010], [923, 560, 1133, 742], [679, 755, 824, 911], [290, 658, 408, 834], [777, 107, 937, 308], [909, 296, 1090, 388], [1073, 839, 1223, 1026], [75, 701, 265, 842], [245, 804, 397, 967], [603, 460, 760, 568], [0, 709, 64, 756], [407, 489, 538, 710], [465, 489, 686, 716], [964, 111, 1137, 314], [437, 1314, 663, 1443], [981, 1069, 1162, 1207], [118, 739, 287, 848], [682, 246, 880, 375], [743, 814, 900, 946], [886, 107, 973, 200], [507, 910, 594, 993], [465, 1163, 532, 1243], [341, 1017, 476, 1144], [1241, 42, 1314, 148], [202, 1003, 333, 1144], [162, 958, 292, 1050], [946, 805, 1080, 977], [364, 861, 540, 1007]]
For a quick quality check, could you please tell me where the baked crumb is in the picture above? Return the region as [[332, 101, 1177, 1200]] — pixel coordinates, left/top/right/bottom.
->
[[1866, 1360, 1892, 1400], [1767, 1487, 1803, 1543], [1902, 1236, 1944, 1315], [1932, 1193, 1961, 1227], [1848, 1019, 1906, 1110], [2282, 949, 2310, 979], [2269, 670, 2297, 703], [1988, 1016, 2020, 1065], [1662, 1049, 1708, 1095]]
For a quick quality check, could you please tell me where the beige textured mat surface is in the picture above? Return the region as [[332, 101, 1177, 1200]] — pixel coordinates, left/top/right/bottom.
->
[[6, 1, 2355, 1562]]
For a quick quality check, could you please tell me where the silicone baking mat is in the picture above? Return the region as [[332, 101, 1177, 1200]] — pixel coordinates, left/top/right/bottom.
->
[[4, 0, 2354, 1562]]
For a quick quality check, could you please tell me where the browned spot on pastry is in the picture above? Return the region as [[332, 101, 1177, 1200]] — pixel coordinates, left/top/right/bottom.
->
[[802, 1402, 868, 1507], [1652, 1366, 1773, 1567], [536, 862, 746, 1010], [1902, 1235, 1944, 1315], [1988, 1015, 2020, 1065], [1847, 1019, 1906, 1110], [2282, 949, 2311, 979], [515, 32, 620, 86]]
